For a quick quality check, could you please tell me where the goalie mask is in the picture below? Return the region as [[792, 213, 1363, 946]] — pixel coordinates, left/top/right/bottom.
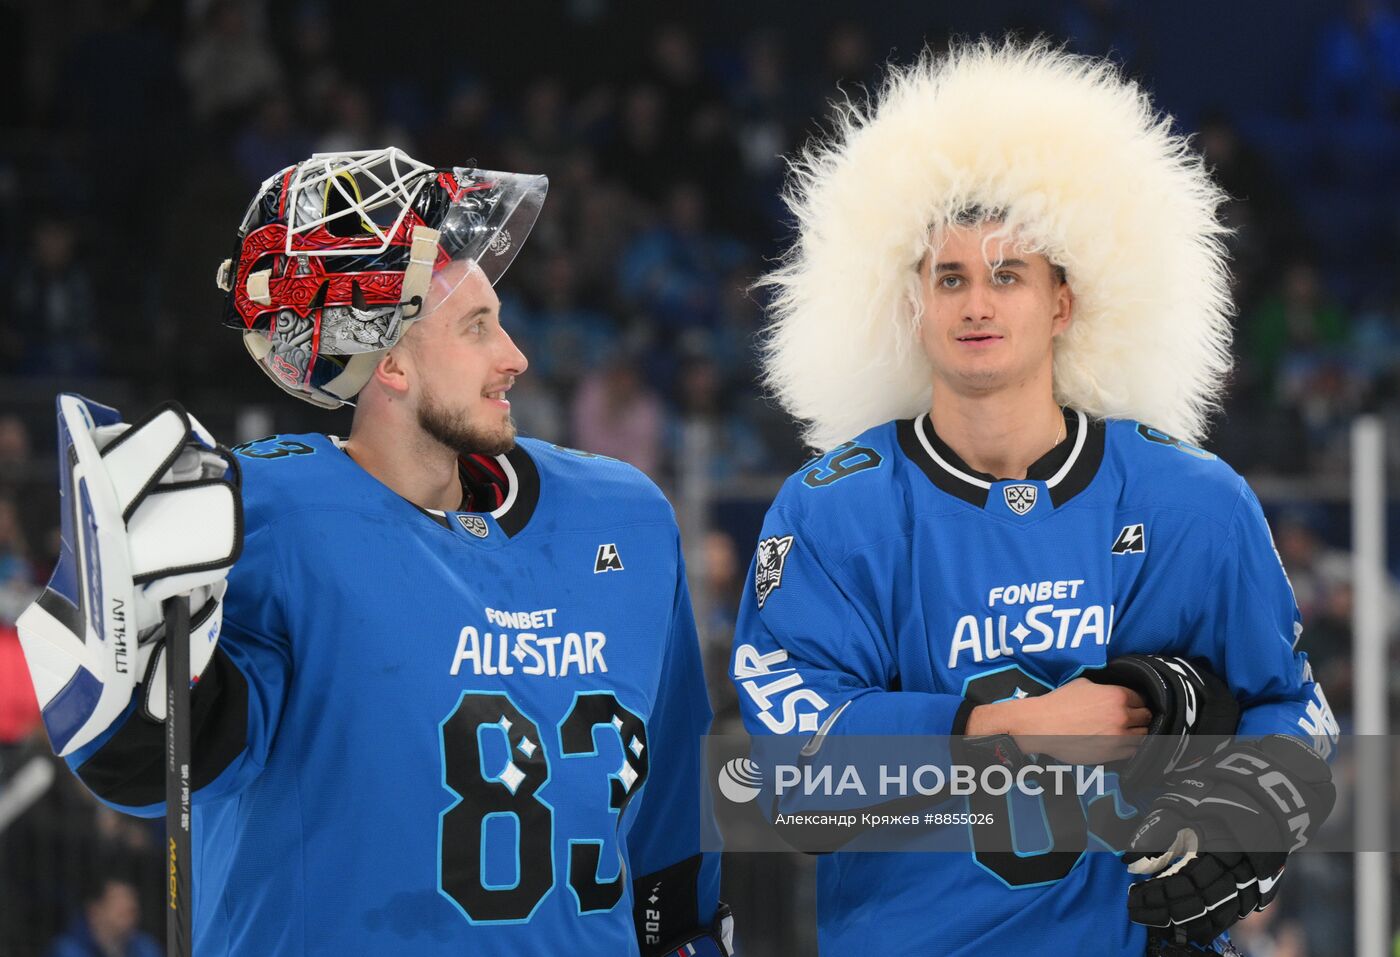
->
[[218, 147, 547, 408]]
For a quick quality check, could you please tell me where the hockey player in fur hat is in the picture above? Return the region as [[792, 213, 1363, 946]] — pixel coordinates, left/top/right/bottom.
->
[[730, 41, 1336, 955]]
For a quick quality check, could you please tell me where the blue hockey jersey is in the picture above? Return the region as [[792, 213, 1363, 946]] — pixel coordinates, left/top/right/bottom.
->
[[68, 434, 721, 956], [730, 410, 1337, 955]]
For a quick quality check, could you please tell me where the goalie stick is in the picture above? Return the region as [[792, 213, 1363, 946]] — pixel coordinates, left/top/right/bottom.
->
[[15, 394, 241, 957], [164, 595, 192, 957]]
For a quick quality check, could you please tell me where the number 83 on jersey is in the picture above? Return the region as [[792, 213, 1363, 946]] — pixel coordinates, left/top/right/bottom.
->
[[438, 690, 650, 924]]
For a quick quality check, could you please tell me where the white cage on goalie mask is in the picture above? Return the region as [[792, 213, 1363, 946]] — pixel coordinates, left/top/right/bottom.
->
[[234, 148, 438, 259]]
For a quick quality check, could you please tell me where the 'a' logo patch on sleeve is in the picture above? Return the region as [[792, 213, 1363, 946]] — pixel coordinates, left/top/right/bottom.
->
[[1112, 523, 1146, 554], [754, 535, 795, 608], [594, 543, 624, 573]]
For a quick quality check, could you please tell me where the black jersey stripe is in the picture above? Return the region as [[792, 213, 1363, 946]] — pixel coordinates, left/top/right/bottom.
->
[[898, 409, 1105, 510], [406, 445, 541, 537], [1047, 415, 1106, 507], [412, 505, 453, 529], [897, 418, 988, 507], [73, 647, 249, 808], [494, 444, 540, 538], [1027, 408, 1082, 483], [632, 854, 703, 955]]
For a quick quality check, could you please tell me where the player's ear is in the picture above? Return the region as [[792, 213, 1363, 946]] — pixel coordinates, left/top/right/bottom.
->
[[1051, 271, 1074, 338], [373, 344, 413, 396]]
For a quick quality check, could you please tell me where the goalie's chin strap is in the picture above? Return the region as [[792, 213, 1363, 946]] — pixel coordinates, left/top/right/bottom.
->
[[399, 225, 440, 320]]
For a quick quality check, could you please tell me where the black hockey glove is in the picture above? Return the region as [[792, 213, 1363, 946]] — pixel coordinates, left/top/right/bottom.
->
[[1086, 655, 1239, 790], [1124, 735, 1334, 945]]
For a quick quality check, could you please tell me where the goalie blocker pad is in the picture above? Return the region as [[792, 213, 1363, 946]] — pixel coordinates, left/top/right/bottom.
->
[[633, 855, 735, 956], [16, 394, 242, 756]]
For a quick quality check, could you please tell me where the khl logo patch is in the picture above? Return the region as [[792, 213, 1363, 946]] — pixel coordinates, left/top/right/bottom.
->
[[1003, 484, 1038, 515], [594, 543, 624, 573], [1112, 523, 1146, 554], [457, 514, 489, 538], [754, 535, 795, 608]]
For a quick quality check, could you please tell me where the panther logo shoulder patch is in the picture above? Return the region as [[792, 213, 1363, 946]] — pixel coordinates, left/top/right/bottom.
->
[[754, 535, 795, 608]]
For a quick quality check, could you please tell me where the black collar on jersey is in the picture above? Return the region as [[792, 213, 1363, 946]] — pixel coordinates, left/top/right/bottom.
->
[[414, 442, 541, 538], [896, 408, 1105, 509]]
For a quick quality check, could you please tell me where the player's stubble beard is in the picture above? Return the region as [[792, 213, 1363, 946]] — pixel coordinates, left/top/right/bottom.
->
[[417, 390, 516, 458]]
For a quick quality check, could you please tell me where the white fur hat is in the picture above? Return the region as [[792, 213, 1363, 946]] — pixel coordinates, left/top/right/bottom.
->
[[760, 40, 1234, 451]]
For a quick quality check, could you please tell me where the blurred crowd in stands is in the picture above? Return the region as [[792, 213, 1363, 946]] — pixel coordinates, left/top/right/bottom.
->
[[1, 1, 1398, 954]]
